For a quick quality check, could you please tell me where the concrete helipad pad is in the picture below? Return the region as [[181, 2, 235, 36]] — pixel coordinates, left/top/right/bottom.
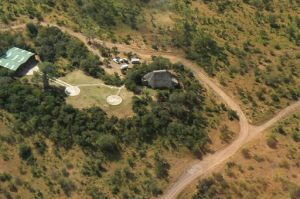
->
[[65, 86, 80, 97], [107, 95, 123, 106]]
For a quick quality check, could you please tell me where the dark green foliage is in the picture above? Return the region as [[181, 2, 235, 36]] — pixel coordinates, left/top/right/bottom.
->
[[1, 189, 13, 199], [193, 173, 229, 199], [292, 132, 300, 142], [186, 34, 228, 76], [0, 173, 12, 182], [203, 0, 237, 13], [243, 0, 275, 11], [0, 32, 30, 55], [34, 138, 47, 155], [144, 179, 162, 196], [0, 56, 211, 162], [228, 110, 239, 121], [19, 143, 34, 163], [31, 164, 43, 178], [8, 182, 18, 192], [26, 23, 38, 38], [39, 62, 57, 89], [87, 186, 108, 199], [96, 134, 120, 158], [81, 159, 106, 177], [0, 133, 16, 145], [172, 3, 228, 76], [0, 75, 116, 156], [154, 153, 170, 179], [123, 57, 210, 155], [59, 178, 76, 197], [241, 148, 252, 159], [30, 25, 104, 78], [30, 25, 122, 86], [78, 0, 142, 29]]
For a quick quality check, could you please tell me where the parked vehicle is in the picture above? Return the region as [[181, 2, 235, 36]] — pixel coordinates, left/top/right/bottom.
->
[[120, 64, 129, 70], [113, 58, 120, 64], [123, 58, 129, 64], [131, 58, 141, 64]]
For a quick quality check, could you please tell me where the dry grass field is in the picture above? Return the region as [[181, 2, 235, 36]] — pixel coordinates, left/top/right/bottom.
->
[[180, 111, 300, 199]]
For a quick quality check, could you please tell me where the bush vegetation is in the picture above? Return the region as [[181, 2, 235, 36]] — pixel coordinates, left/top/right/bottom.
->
[[192, 112, 300, 199], [169, 1, 300, 122], [0, 0, 147, 34], [0, 55, 219, 161]]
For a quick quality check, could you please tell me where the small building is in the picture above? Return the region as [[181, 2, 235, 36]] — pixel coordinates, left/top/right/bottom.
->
[[0, 47, 37, 75], [142, 70, 178, 89], [131, 58, 141, 64]]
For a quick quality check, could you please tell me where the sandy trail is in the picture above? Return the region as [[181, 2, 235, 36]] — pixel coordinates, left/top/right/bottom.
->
[[4, 22, 300, 199]]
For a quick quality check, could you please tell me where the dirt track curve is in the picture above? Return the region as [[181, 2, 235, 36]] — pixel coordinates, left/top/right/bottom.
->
[[4, 22, 300, 199]]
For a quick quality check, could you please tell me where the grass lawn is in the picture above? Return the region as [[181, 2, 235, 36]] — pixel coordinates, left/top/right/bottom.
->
[[59, 70, 134, 118]]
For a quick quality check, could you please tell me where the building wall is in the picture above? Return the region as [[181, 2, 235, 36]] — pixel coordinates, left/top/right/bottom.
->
[[15, 55, 37, 76]]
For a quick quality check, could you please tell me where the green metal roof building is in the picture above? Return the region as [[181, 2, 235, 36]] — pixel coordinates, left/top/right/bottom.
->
[[0, 47, 35, 71]]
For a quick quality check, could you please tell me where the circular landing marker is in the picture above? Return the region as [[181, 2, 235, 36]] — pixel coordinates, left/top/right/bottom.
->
[[107, 95, 123, 106], [65, 86, 80, 97]]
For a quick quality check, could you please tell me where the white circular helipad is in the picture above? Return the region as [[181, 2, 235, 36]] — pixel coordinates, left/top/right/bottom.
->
[[65, 86, 80, 97], [107, 95, 123, 106]]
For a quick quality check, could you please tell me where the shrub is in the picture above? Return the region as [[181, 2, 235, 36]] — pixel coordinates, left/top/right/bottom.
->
[[228, 110, 239, 121], [291, 186, 300, 199], [241, 148, 251, 159], [96, 134, 119, 158], [292, 132, 300, 142], [0, 133, 16, 145], [220, 125, 234, 143], [279, 160, 290, 169], [31, 164, 43, 178], [267, 136, 278, 149], [26, 23, 38, 38], [81, 159, 105, 177], [86, 186, 108, 199], [227, 161, 236, 169], [8, 182, 18, 192], [192, 175, 229, 199], [253, 154, 265, 162], [145, 180, 162, 196], [154, 154, 170, 179], [19, 143, 35, 163], [34, 138, 47, 155], [59, 178, 76, 197], [0, 172, 12, 182], [276, 125, 286, 135]]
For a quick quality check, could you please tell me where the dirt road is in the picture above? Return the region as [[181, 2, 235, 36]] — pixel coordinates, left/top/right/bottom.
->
[[40, 23, 300, 199], [5, 22, 300, 199]]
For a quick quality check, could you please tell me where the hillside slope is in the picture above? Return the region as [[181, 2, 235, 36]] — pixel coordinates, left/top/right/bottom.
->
[[182, 111, 300, 199], [0, 1, 300, 199]]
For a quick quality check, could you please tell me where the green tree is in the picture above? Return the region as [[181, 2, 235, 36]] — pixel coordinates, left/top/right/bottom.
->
[[19, 143, 35, 164], [154, 153, 170, 179], [39, 62, 57, 89], [96, 134, 119, 158]]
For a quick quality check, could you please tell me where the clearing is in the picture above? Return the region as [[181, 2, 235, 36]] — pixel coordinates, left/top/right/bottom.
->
[[59, 70, 134, 118]]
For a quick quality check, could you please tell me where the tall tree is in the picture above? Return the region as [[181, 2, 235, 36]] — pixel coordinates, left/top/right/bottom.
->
[[39, 62, 56, 89]]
